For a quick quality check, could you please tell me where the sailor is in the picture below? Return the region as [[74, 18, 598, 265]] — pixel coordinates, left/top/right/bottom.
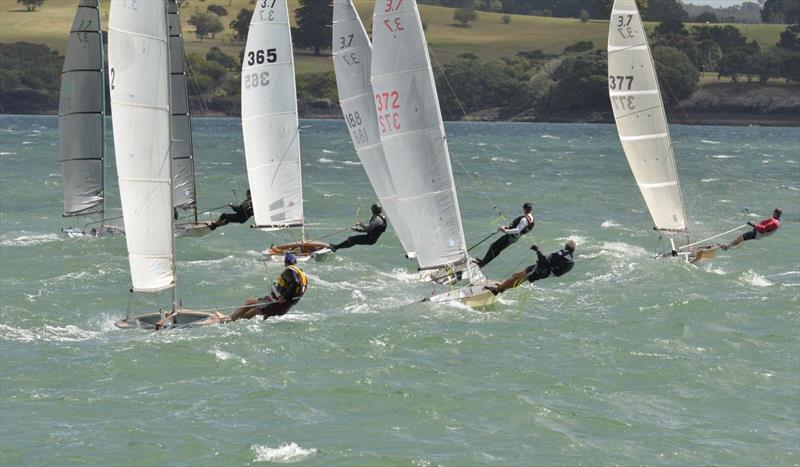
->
[[486, 240, 576, 295], [230, 253, 308, 321], [330, 203, 387, 252], [209, 190, 253, 230], [476, 202, 535, 267], [722, 208, 782, 250]]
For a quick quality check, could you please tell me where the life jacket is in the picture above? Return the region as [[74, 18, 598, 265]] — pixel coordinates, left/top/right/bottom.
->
[[755, 217, 780, 234], [274, 265, 308, 300], [548, 249, 574, 277], [509, 213, 534, 236]]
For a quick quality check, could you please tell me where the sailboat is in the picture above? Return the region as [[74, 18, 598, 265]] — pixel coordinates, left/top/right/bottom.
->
[[371, 0, 497, 307], [607, 0, 721, 262], [59, 0, 123, 238], [168, 1, 215, 238], [109, 0, 227, 329], [331, 0, 416, 258], [241, 0, 332, 262]]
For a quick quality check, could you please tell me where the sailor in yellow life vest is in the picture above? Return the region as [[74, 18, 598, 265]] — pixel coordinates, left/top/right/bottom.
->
[[230, 253, 308, 321]]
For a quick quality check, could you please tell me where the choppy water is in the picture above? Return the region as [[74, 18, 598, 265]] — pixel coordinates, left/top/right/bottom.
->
[[1, 116, 798, 465]]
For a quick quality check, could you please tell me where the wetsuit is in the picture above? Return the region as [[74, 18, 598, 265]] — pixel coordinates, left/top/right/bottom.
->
[[525, 248, 574, 282], [257, 265, 307, 319], [332, 214, 387, 251], [478, 213, 534, 267], [210, 197, 253, 230]]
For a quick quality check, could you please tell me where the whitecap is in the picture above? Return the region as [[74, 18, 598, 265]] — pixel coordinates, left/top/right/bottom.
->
[[209, 348, 247, 365], [0, 324, 101, 343], [253, 442, 317, 463], [701, 139, 720, 144], [601, 220, 621, 228], [741, 270, 774, 287], [598, 241, 650, 257], [0, 233, 60, 247], [342, 160, 361, 166], [22, 141, 33, 145], [0, 151, 17, 155], [321, 149, 335, 154], [318, 158, 334, 163], [541, 134, 559, 139], [184, 255, 235, 267], [701, 178, 718, 183], [490, 157, 517, 163], [711, 155, 736, 159]]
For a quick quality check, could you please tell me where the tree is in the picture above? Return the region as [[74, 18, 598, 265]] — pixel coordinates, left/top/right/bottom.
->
[[292, 0, 332, 56], [17, 0, 44, 11], [778, 25, 800, 52], [595, 0, 648, 17], [644, 0, 688, 22], [695, 11, 717, 23], [564, 40, 594, 53], [652, 46, 698, 101], [453, 7, 478, 26], [654, 18, 688, 37], [547, 50, 609, 111], [189, 12, 224, 40], [206, 46, 238, 69], [501, 14, 511, 24], [207, 4, 228, 17], [229, 9, 253, 42], [762, 0, 800, 24], [579, 9, 591, 23], [696, 39, 723, 72], [692, 25, 746, 53]]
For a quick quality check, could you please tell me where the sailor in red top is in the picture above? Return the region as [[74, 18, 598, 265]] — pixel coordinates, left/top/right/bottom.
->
[[724, 208, 782, 250]]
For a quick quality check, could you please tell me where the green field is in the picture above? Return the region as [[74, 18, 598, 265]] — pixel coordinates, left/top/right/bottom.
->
[[0, 0, 789, 75]]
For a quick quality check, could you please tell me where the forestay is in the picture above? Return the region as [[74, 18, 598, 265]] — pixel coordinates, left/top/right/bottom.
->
[[371, 0, 467, 269], [607, 0, 687, 232], [167, 0, 196, 210], [332, 0, 415, 255], [59, 0, 104, 217], [241, 0, 303, 230], [109, 0, 175, 292]]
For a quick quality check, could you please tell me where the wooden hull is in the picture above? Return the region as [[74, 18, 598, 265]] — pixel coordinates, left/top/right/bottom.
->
[[264, 241, 333, 262], [425, 281, 499, 308], [62, 225, 125, 238], [175, 221, 213, 238], [115, 309, 229, 330]]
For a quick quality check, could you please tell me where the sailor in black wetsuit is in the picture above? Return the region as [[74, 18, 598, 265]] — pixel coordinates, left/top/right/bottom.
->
[[486, 240, 576, 295], [476, 202, 535, 267], [331, 204, 388, 252], [209, 190, 253, 230]]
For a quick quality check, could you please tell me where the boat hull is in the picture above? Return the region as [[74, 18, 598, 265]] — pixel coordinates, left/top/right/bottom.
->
[[175, 221, 213, 238], [115, 309, 229, 330], [62, 225, 125, 238], [425, 281, 499, 308], [264, 241, 333, 262]]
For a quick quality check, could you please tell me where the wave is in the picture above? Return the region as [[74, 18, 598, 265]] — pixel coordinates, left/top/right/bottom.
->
[[601, 220, 621, 228], [701, 178, 719, 183], [321, 149, 335, 154], [0, 151, 17, 155], [0, 324, 101, 343], [490, 157, 517, 163], [209, 348, 247, 365], [711, 155, 736, 159], [0, 233, 60, 247], [701, 139, 721, 144], [253, 442, 317, 463], [318, 158, 334, 163], [184, 255, 236, 267], [342, 160, 361, 166], [741, 270, 774, 287], [541, 134, 560, 139]]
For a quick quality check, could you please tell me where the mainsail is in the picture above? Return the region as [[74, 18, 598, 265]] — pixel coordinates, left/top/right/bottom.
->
[[371, 0, 468, 269], [332, 0, 415, 255], [109, 0, 175, 292], [607, 0, 687, 232], [167, 0, 197, 211], [59, 0, 104, 217], [241, 0, 304, 230]]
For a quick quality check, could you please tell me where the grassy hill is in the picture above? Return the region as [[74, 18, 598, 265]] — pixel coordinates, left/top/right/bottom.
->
[[0, 0, 788, 75]]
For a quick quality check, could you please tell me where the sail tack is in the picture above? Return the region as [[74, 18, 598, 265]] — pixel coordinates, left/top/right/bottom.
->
[[332, 0, 415, 255], [167, 0, 196, 210], [241, 0, 304, 230], [109, 0, 175, 291], [607, 0, 687, 232], [59, 0, 104, 217], [371, 0, 467, 269]]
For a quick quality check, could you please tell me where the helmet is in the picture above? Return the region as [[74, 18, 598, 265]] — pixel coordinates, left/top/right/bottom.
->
[[565, 239, 577, 252], [284, 253, 298, 265], [371, 203, 382, 214], [522, 202, 533, 212]]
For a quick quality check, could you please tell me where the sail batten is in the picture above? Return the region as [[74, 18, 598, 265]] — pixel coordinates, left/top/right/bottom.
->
[[241, 0, 304, 229], [109, 0, 175, 292], [607, 0, 687, 233], [59, 0, 104, 217]]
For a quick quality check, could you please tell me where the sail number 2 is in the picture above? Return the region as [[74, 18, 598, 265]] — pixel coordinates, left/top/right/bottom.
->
[[376, 91, 401, 134]]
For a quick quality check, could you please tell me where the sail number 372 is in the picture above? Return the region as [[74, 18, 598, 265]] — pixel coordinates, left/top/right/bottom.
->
[[376, 91, 401, 134]]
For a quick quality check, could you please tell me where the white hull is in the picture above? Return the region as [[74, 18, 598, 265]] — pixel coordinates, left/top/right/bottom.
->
[[263, 248, 334, 263], [62, 225, 125, 238], [174, 221, 213, 238], [424, 281, 499, 308], [115, 308, 229, 330]]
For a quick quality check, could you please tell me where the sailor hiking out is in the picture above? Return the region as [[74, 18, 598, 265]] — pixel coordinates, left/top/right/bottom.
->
[[486, 240, 576, 295], [331, 203, 388, 252], [721, 208, 782, 250], [209, 190, 253, 231], [230, 253, 308, 321], [476, 202, 535, 267]]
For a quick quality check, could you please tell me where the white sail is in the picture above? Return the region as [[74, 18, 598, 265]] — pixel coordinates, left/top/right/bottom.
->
[[241, 0, 303, 230], [109, 0, 175, 292], [167, 0, 196, 210], [59, 0, 104, 217], [371, 0, 467, 269], [607, 0, 687, 232], [332, 0, 415, 255]]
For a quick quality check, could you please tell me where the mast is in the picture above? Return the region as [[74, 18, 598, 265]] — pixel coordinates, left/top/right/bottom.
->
[[166, 0, 177, 312], [99, 0, 106, 225]]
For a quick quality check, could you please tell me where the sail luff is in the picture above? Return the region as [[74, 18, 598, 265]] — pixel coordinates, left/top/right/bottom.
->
[[241, 0, 304, 231], [607, 0, 687, 232], [167, 0, 197, 213], [59, 0, 104, 217], [371, 0, 469, 269], [109, 0, 175, 292], [332, 0, 416, 256]]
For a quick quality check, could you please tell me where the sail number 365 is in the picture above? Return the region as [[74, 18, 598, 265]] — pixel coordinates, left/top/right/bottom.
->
[[247, 49, 277, 66]]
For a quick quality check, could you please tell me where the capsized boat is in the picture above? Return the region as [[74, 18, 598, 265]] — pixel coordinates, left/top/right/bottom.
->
[[109, 0, 228, 329], [59, 0, 124, 238], [371, 0, 496, 307], [241, 0, 332, 262], [607, 0, 727, 262]]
